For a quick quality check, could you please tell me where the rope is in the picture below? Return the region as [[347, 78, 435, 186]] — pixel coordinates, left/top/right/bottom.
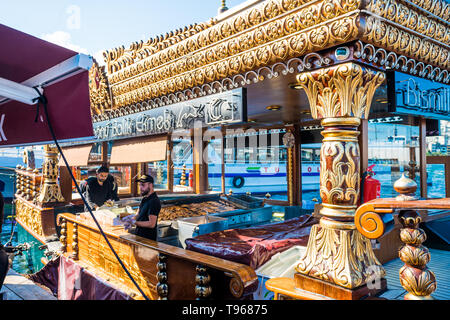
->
[[32, 87, 150, 300]]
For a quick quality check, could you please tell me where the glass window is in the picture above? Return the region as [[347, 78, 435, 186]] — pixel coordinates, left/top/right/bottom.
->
[[206, 139, 222, 192], [72, 164, 132, 197], [109, 165, 132, 195], [88, 142, 102, 162], [148, 160, 168, 190], [427, 164, 445, 198], [172, 137, 193, 192], [368, 120, 421, 198], [301, 143, 321, 205]]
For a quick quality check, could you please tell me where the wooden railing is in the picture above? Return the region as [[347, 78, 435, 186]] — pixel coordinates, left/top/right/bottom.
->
[[57, 213, 259, 300], [15, 166, 42, 202], [355, 197, 450, 300]]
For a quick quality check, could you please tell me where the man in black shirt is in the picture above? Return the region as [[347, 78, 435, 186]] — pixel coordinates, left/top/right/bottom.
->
[[131, 174, 161, 241], [83, 165, 116, 212]]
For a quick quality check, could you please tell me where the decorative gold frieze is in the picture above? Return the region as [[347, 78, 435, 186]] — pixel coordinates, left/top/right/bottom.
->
[[361, 14, 450, 70], [93, 0, 449, 121], [93, 53, 332, 122], [365, 0, 450, 46], [106, 0, 361, 108], [111, 12, 359, 109], [353, 41, 450, 84], [406, 0, 450, 22], [105, 0, 348, 81]]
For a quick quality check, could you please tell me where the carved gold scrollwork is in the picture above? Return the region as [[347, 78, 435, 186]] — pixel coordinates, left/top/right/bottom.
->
[[15, 199, 44, 238], [106, 2, 361, 109]]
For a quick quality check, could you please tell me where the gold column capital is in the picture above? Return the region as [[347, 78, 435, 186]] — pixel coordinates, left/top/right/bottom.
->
[[293, 62, 385, 121]]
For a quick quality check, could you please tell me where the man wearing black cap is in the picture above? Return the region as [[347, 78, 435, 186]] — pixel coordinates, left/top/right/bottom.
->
[[131, 174, 161, 241], [83, 165, 116, 212]]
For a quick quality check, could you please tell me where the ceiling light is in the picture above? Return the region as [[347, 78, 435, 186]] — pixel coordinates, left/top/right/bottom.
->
[[288, 83, 302, 90], [266, 105, 282, 111]]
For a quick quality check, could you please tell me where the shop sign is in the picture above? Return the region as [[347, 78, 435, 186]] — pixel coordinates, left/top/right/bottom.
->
[[93, 88, 246, 140], [388, 71, 450, 120]]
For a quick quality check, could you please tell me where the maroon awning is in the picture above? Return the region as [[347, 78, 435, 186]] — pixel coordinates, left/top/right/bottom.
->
[[0, 24, 94, 147]]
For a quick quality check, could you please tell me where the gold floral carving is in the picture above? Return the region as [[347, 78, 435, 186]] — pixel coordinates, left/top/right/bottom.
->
[[396, 0, 449, 23], [319, 138, 359, 208], [91, 0, 449, 120], [361, 14, 450, 70], [297, 224, 385, 288], [89, 60, 113, 116], [294, 63, 386, 120], [365, 0, 449, 46], [15, 199, 44, 238]]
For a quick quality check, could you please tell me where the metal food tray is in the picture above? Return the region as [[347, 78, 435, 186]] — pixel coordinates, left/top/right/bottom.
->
[[224, 194, 264, 209]]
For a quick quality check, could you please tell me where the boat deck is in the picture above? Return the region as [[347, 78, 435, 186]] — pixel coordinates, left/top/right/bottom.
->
[[1, 249, 449, 300], [1, 269, 56, 300], [380, 248, 450, 300]]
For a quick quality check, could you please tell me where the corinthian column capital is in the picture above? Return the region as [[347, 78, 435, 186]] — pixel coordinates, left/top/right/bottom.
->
[[293, 62, 385, 121]]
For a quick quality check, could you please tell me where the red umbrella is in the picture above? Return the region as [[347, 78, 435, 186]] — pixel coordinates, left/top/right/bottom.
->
[[0, 23, 94, 147]]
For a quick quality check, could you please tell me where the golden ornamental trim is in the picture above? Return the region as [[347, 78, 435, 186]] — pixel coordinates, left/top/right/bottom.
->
[[93, 52, 333, 122], [361, 14, 450, 71], [104, 20, 217, 74], [296, 224, 385, 288], [105, 0, 359, 84], [110, 12, 360, 109], [293, 62, 385, 120], [365, 0, 450, 46], [89, 60, 113, 116], [354, 41, 450, 84], [15, 199, 44, 238], [404, 0, 450, 23]]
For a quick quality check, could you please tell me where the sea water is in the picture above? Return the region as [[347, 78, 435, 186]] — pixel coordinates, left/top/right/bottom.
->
[[1, 204, 46, 275]]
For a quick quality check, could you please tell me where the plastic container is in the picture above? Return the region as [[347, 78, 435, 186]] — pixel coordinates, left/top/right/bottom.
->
[[177, 215, 228, 249], [253, 245, 307, 300]]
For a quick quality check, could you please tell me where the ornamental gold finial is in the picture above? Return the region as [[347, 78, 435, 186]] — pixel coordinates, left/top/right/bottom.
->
[[218, 0, 228, 14]]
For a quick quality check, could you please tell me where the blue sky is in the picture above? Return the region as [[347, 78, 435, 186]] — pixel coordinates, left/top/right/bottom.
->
[[0, 0, 245, 64]]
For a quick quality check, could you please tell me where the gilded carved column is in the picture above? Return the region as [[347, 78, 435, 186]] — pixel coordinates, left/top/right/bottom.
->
[[292, 63, 386, 291], [38, 145, 65, 205]]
